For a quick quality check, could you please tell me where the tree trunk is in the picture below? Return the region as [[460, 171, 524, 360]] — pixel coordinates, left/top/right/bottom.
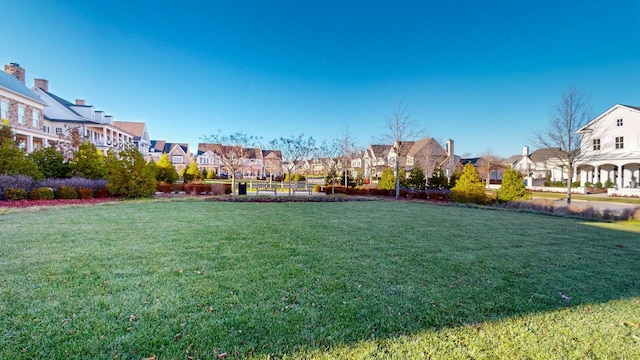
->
[[395, 161, 400, 200], [566, 163, 572, 204]]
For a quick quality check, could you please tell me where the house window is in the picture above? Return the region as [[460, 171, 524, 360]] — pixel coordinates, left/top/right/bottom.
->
[[42, 125, 50, 133], [592, 139, 600, 151], [32, 109, 39, 127], [172, 155, 184, 164], [616, 118, 623, 126], [55, 127, 63, 135], [0, 100, 8, 120], [18, 106, 25, 124], [615, 136, 624, 149]]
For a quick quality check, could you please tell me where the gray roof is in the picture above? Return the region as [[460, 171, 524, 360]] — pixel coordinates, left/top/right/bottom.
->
[[0, 71, 45, 104]]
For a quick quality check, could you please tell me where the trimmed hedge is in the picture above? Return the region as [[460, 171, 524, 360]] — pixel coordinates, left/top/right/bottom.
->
[[29, 187, 55, 200], [4, 188, 28, 201], [78, 187, 94, 199], [55, 186, 78, 199]]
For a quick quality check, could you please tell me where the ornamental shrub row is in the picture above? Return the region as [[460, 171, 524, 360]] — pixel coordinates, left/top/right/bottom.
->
[[0, 175, 111, 200]]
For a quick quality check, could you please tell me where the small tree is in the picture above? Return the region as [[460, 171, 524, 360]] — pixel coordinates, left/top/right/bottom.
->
[[28, 147, 72, 179], [534, 88, 592, 204], [429, 164, 448, 189], [0, 141, 43, 179], [183, 160, 202, 183], [378, 168, 396, 190], [450, 163, 487, 204], [201, 132, 263, 194], [407, 167, 426, 190], [155, 153, 179, 184], [105, 145, 156, 198], [477, 151, 503, 187], [269, 134, 316, 196], [70, 142, 105, 179], [377, 102, 423, 199], [497, 166, 531, 202]]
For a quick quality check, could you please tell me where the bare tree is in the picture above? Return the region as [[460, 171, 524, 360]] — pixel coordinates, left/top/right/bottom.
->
[[477, 150, 504, 187], [338, 125, 357, 187], [377, 102, 423, 199], [534, 88, 592, 204], [269, 134, 317, 196], [317, 138, 341, 194], [202, 132, 262, 194]]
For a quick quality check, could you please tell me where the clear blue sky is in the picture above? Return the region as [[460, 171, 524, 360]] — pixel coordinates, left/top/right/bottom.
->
[[4, 1, 640, 157]]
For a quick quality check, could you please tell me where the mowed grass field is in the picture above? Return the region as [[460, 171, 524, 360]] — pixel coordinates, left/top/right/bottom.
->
[[1, 198, 639, 359]]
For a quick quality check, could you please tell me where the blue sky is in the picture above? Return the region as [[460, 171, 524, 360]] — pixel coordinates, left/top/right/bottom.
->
[[4, 1, 640, 157]]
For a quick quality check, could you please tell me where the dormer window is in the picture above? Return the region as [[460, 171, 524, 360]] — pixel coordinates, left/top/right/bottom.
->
[[616, 118, 623, 126]]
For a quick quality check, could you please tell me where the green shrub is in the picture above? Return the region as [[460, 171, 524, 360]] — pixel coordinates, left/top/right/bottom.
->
[[78, 187, 94, 199], [29, 187, 55, 200], [105, 146, 157, 198], [595, 182, 603, 189], [451, 163, 488, 204], [497, 167, 531, 203], [604, 179, 614, 188], [56, 186, 78, 199], [584, 182, 592, 188], [4, 187, 27, 201], [378, 168, 396, 190]]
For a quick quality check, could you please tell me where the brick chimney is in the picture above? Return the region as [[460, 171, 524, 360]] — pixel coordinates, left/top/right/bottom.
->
[[4, 63, 25, 83], [75, 99, 86, 105], [446, 139, 455, 176], [34, 78, 49, 92]]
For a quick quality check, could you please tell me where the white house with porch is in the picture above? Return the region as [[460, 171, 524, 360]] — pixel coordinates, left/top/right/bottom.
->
[[575, 104, 640, 196]]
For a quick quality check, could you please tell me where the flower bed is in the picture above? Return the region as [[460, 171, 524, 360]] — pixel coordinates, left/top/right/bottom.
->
[[0, 198, 118, 208]]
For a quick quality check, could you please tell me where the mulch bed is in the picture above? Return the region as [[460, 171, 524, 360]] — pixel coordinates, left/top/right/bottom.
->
[[0, 198, 118, 208]]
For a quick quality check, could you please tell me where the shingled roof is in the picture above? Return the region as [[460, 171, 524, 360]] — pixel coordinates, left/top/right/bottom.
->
[[0, 71, 45, 104]]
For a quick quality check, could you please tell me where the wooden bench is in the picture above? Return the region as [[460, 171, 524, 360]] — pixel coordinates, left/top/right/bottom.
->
[[283, 182, 312, 195], [255, 183, 277, 195]]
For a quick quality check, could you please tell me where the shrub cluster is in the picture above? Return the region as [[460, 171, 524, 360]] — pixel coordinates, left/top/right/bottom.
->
[[321, 186, 451, 200], [55, 186, 78, 199], [0, 175, 110, 200], [29, 187, 55, 200], [4, 188, 28, 201]]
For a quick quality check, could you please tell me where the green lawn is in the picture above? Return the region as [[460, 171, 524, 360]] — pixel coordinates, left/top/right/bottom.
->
[[1, 198, 639, 359]]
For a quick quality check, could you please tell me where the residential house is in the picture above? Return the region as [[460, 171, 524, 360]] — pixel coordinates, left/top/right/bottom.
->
[[113, 121, 150, 156], [196, 143, 223, 176], [149, 140, 191, 174], [512, 146, 567, 185], [1, 63, 55, 152], [196, 143, 274, 179], [362, 144, 392, 180], [405, 138, 455, 179], [575, 104, 640, 189], [262, 149, 283, 179], [31, 77, 135, 155]]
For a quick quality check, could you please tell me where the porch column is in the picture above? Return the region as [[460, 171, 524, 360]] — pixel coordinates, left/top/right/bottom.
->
[[593, 166, 599, 184], [617, 165, 624, 189], [26, 135, 33, 153]]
